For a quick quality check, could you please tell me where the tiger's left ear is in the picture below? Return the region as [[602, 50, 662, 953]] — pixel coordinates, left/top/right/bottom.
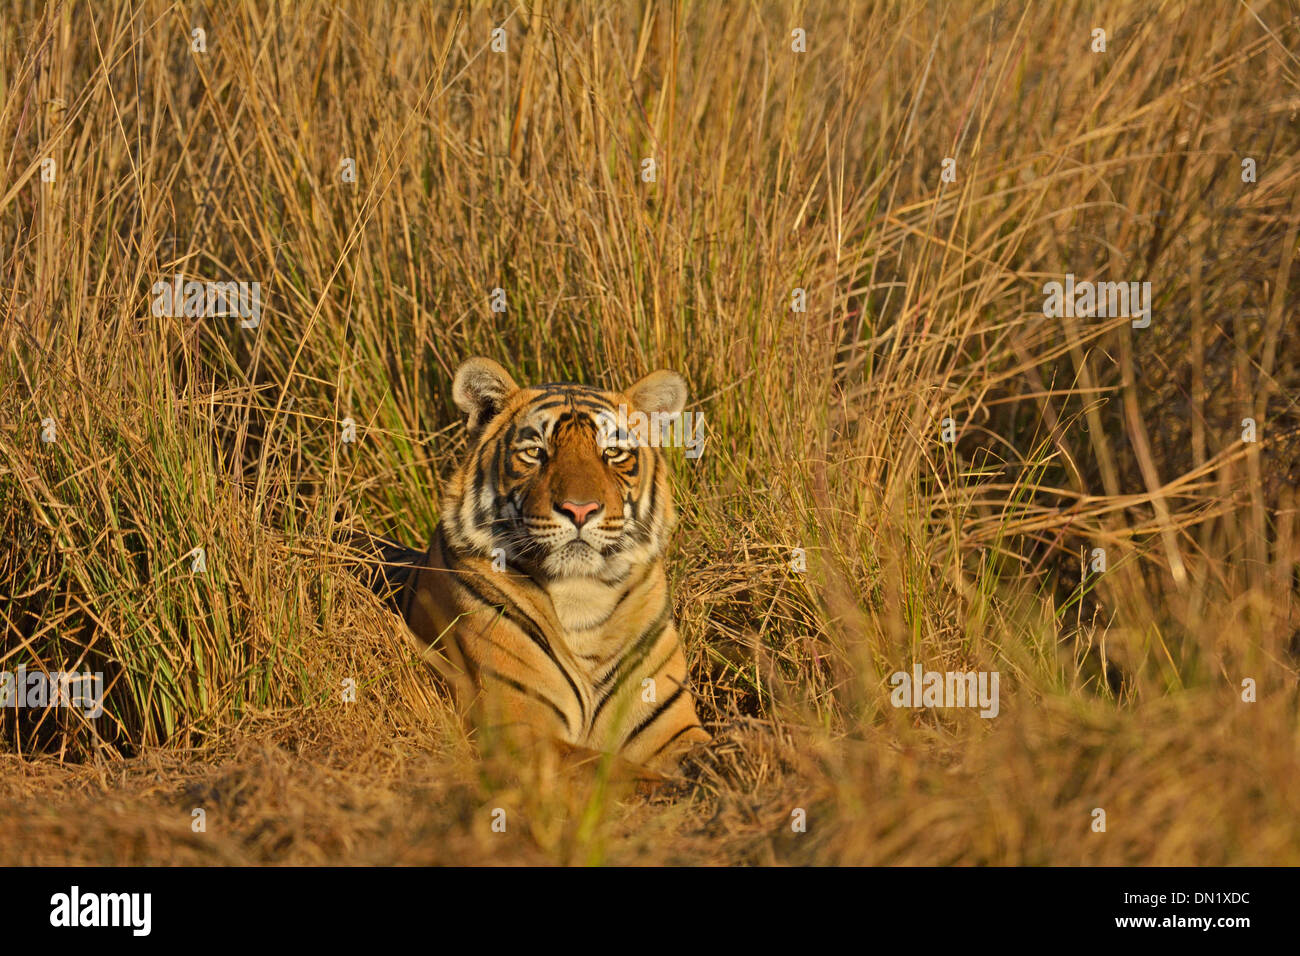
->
[[625, 369, 687, 416], [453, 357, 518, 437]]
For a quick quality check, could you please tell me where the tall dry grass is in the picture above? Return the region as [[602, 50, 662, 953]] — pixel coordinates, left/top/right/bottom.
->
[[1, 0, 1298, 864]]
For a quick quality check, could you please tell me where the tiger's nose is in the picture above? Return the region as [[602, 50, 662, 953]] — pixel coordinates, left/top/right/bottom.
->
[[557, 499, 601, 528]]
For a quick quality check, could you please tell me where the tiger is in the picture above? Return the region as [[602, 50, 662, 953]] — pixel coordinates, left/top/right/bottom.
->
[[360, 357, 710, 775]]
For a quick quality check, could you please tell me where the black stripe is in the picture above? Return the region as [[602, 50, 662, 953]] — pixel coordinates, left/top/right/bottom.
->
[[610, 562, 655, 615], [595, 601, 670, 690], [623, 684, 686, 745], [474, 405, 520, 451], [448, 629, 479, 683], [589, 606, 673, 729], [525, 398, 568, 414], [528, 397, 610, 416], [560, 411, 600, 437], [634, 453, 657, 536], [470, 439, 501, 525], [533, 383, 606, 395], [455, 606, 537, 672], [479, 436, 508, 521], [649, 722, 697, 759], [478, 666, 572, 730]]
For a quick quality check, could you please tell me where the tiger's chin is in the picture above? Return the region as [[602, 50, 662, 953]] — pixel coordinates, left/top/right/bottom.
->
[[539, 540, 610, 580]]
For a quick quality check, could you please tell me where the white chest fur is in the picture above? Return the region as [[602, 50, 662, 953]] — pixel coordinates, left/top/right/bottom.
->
[[546, 574, 621, 634]]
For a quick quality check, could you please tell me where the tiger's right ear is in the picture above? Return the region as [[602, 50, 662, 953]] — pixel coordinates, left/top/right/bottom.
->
[[453, 357, 518, 437]]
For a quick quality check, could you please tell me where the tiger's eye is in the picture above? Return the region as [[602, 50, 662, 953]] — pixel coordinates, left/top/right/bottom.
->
[[517, 447, 543, 465]]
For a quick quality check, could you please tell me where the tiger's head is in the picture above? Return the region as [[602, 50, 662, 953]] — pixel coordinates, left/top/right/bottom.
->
[[441, 357, 689, 582]]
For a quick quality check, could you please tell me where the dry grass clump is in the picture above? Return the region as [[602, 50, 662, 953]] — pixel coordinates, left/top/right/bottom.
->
[[1, 0, 1298, 864]]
